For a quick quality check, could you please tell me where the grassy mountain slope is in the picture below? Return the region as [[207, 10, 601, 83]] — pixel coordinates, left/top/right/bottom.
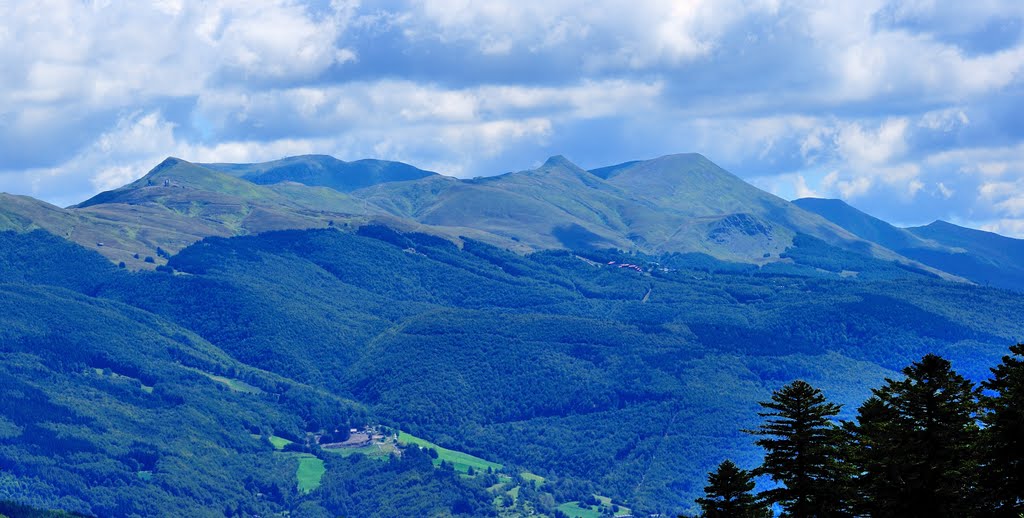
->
[[357, 156, 652, 252], [0, 159, 386, 269], [600, 154, 901, 262], [2, 153, 976, 278], [795, 197, 1024, 291], [76, 157, 375, 219], [201, 154, 438, 192], [354, 154, 918, 265]]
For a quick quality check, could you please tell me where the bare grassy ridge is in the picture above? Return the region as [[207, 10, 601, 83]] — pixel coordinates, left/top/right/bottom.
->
[[3, 153, 959, 277]]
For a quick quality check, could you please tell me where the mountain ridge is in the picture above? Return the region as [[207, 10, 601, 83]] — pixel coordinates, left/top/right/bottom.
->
[[199, 154, 438, 192], [795, 197, 1024, 291], [0, 153, 1010, 287]]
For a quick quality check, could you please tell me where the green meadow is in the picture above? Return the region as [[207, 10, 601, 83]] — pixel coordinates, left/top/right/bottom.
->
[[397, 431, 502, 474], [295, 455, 326, 494]]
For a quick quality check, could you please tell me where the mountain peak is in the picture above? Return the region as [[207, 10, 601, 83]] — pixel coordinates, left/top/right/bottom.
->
[[793, 197, 847, 206], [149, 156, 188, 175], [541, 155, 578, 169], [923, 220, 957, 229]]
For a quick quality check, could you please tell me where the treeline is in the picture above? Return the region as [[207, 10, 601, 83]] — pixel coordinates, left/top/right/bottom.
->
[[694, 344, 1024, 517]]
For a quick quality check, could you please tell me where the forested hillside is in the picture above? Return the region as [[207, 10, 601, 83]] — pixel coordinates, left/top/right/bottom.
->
[[0, 248, 367, 515], [1, 224, 1020, 516]]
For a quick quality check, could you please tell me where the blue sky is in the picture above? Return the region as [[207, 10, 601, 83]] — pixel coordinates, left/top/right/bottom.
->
[[1, 1, 1023, 236]]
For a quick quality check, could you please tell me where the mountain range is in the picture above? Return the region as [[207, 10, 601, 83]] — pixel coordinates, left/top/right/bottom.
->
[[1, 152, 1022, 517], [6, 152, 1019, 288]]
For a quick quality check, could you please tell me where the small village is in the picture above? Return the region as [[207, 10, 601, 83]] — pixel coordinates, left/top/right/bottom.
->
[[317, 425, 400, 456]]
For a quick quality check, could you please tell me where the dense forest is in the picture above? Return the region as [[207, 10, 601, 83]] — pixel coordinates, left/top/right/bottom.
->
[[0, 226, 1022, 516], [693, 346, 1024, 517]]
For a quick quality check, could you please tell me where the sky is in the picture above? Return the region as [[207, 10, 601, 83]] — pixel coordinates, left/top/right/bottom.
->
[[1, 1, 1024, 236]]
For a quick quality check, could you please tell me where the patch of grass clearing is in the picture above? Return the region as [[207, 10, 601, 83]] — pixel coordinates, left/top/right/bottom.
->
[[557, 502, 602, 518], [203, 373, 262, 394], [397, 431, 501, 474], [557, 496, 632, 518], [295, 454, 325, 494], [521, 471, 545, 484], [183, 366, 262, 394], [268, 435, 292, 450]]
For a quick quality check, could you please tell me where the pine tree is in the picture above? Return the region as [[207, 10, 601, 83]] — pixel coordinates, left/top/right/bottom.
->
[[696, 460, 770, 518], [747, 380, 848, 517], [980, 343, 1024, 516], [846, 354, 980, 517], [841, 397, 898, 517]]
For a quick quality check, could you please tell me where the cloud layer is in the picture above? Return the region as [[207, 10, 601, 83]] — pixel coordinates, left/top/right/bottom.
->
[[1, 0, 1023, 235]]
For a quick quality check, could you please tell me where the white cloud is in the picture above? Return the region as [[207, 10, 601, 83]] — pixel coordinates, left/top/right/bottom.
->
[[437, 119, 553, 159], [794, 174, 819, 198], [918, 108, 970, 131], [973, 178, 1024, 229], [0, 0, 356, 143], [800, 127, 829, 161], [788, 116, 938, 202], [680, 115, 820, 165], [206, 1, 358, 79], [996, 196, 1024, 217], [835, 118, 910, 166], [974, 162, 1011, 177], [926, 143, 1024, 175], [804, 1, 1024, 102], [822, 171, 873, 199], [981, 219, 1024, 238], [192, 79, 664, 134], [0, 110, 332, 204], [979, 180, 1024, 210], [907, 178, 925, 197], [401, 0, 779, 68], [841, 177, 874, 199], [937, 182, 954, 199]]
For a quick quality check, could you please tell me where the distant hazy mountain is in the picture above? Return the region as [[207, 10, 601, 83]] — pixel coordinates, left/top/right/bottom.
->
[[200, 154, 437, 192], [906, 220, 1024, 290], [791, 198, 934, 251], [795, 197, 1024, 291]]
